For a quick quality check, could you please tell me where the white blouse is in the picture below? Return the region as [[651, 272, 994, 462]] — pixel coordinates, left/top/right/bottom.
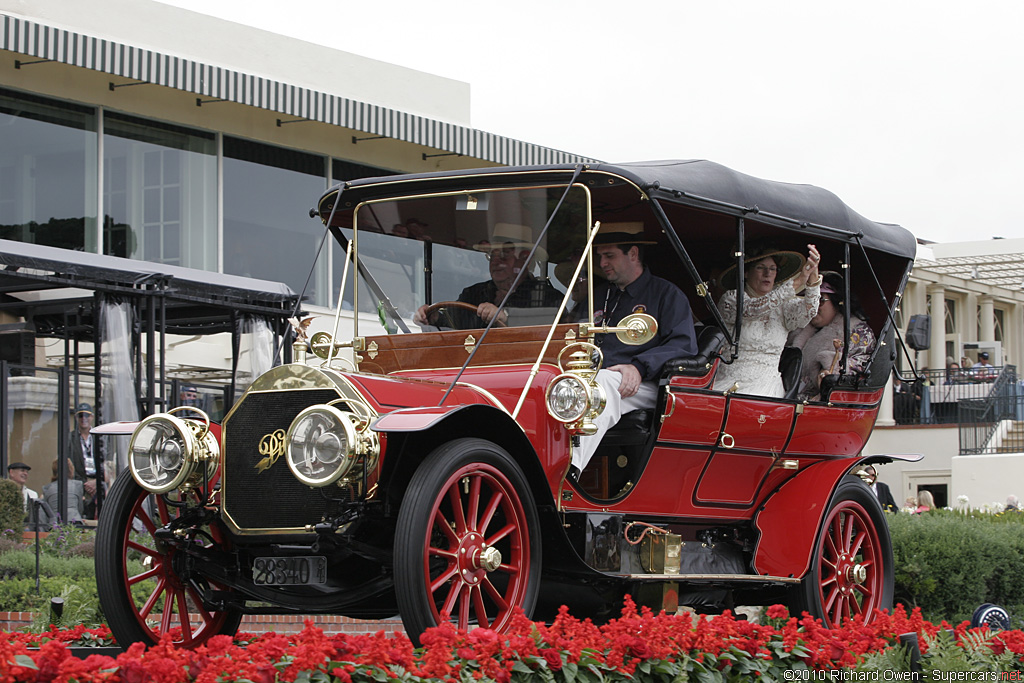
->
[[713, 280, 820, 397]]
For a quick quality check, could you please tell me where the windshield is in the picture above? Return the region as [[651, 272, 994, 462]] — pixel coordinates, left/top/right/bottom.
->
[[340, 185, 590, 332]]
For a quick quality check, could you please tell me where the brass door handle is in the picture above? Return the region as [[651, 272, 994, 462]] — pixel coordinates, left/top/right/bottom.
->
[[661, 393, 676, 423]]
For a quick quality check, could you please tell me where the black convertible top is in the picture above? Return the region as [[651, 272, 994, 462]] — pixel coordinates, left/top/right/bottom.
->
[[330, 159, 916, 260]]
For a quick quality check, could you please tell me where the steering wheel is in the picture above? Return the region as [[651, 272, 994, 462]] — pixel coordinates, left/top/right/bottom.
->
[[422, 300, 480, 328]]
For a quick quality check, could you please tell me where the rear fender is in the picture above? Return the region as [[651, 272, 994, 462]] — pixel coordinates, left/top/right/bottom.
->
[[753, 452, 921, 578], [372, 404, 556, 510]]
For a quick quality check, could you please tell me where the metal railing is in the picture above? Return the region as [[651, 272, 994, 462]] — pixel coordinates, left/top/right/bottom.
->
[[894, 365, 1012, 426], [959, 366, 1024, 454]]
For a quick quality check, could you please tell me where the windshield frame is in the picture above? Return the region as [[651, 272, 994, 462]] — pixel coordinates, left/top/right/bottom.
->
[[342, 182, 594, 343]]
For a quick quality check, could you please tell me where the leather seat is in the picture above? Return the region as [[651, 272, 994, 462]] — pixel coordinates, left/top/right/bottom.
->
[[779, 346, 803, 400]]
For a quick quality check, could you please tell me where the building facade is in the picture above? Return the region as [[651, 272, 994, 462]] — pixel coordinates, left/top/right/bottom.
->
[[0, 0, 590, 497], [867, 238, 1024, 510]]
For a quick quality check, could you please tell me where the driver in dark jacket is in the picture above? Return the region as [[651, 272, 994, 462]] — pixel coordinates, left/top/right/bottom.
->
[[414, 223, 561, 329]]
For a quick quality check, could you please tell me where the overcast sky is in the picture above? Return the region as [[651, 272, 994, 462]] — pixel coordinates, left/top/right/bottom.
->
[[160, 0, 1023, 246]]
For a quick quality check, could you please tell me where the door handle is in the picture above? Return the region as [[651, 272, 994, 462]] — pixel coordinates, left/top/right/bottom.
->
[[661, 393, 676, 423]]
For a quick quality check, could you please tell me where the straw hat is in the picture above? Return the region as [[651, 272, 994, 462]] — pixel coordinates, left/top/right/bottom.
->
[[718, 243, 806, 291], [592, 222, 657, 246], [473, 223, 536, 251]]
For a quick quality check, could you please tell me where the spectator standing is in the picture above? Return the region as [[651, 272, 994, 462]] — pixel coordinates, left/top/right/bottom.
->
[[915, 490, 935, 513], [859, 465, 899, 513], [68, 402, 99, 518]]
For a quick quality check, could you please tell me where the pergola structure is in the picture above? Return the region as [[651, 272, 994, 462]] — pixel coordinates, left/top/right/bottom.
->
[[0, 238, 302, 515]]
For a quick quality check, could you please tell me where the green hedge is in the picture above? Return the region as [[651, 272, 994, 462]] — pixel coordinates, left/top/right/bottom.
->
[[889, 509, 1024, 625], [0, 547, 146, 616], [4, 509, 1024, 629]]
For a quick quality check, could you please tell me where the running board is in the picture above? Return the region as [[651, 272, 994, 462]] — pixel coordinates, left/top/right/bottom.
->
[[613, 573, 800, 584]]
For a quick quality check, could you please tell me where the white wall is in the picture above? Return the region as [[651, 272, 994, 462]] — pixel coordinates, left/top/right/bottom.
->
[[951, 453, 1024, 510], [863, 426, 956, 506], [0, 0, 471, 125]]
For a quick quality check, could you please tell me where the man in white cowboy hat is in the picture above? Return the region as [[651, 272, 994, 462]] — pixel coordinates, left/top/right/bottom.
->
[[569, 222, 697, 482], [414, 223, 562, 329]]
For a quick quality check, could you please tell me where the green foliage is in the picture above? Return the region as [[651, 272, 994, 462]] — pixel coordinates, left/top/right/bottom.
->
[[28, 584, 103, 632], [0, 550, 100, 581], [890, 509, 1024, 624], [39, 523, 92, 557], [0, 478, 24, 541], [0, 547, 147, 618]]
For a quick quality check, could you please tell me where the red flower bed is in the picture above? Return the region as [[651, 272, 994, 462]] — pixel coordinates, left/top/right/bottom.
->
[[2, 600, 1023, 682]]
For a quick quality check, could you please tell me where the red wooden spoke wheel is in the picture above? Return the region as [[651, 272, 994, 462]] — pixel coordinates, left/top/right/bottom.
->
[[96, 470, 241, 648], [789, 475, 893, 627], [394, 438, 540, 644]]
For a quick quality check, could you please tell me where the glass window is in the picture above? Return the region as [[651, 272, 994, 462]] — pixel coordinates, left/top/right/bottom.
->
[[944, 297, 956, 334], [0, 88, 97, 251], [223, 138, 328, 305], [337, 186, 587, 331], [103, 114, 217, 270]]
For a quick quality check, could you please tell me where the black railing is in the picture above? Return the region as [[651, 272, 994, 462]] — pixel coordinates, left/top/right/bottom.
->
[[894, 365, 1013, 426], [959, 366, 1023, 454]]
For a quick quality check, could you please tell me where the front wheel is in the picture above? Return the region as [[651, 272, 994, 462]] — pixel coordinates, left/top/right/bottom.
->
[[95, 469, 242, 647], [394, 438, 541, 643], [788, 475, 893, 626]]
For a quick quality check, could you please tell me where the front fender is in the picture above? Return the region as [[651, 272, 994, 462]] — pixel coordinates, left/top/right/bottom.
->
[[373, 404, 560, 511], [752, 452, 921, 578]]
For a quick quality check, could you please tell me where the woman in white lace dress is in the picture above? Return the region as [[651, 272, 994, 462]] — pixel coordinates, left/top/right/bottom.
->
[[713, 244, 821, 397]]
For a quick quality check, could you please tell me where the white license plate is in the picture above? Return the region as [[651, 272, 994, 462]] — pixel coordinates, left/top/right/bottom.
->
[[252, 556, 327, 586]]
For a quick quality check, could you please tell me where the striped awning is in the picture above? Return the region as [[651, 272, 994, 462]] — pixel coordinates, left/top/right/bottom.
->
[[1, 13, 595, 167]]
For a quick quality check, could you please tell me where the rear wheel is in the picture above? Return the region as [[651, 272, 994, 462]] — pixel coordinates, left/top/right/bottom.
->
[[789, 475, 893, 626], [394, 438, 541, 643], [95, 469, 242, 647]]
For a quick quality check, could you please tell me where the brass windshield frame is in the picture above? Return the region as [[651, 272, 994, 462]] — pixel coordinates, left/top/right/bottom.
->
[[345, 182, 594, 391]]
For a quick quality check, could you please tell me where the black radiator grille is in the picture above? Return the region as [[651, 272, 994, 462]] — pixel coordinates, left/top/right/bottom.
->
[[222, 389, 340, 531]]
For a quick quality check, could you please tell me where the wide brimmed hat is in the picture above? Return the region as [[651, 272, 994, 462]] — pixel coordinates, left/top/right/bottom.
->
[[474, 223, 548, 262], [592, 222, 657, 246], [718, 244, 806, 291], [473, 223, 536, 251]]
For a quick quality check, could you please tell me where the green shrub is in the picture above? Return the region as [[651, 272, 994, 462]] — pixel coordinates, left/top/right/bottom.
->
[[0, 548, 147, 618], [0, 550, 100, 581], [890, 510, 1024, 624], [0, 479, 24, 541]]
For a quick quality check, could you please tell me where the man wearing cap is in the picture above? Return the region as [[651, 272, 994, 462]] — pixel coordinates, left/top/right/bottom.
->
[[7, 462, 38, 509], [68, 402, 99, 518], [974, 351, 997, 382], [414, 223, 562, 329], [570, 222, 697, 481]]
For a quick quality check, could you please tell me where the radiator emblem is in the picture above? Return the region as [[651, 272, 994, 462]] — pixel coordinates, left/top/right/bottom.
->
[[254, 429, 287, 474]]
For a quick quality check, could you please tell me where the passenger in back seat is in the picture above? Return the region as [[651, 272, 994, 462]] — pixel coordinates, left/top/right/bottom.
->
[[568, 222, 697, 482]]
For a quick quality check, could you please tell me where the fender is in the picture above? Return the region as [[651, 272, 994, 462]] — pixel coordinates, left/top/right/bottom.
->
[[371, 405, 481, 432], [753, 452, 923, 578]]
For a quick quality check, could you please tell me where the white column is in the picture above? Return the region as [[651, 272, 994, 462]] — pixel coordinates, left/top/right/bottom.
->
[[1012, 303, 1024, 369], [980, 295, 995, 343], [877, 373, 896, 427], [927, 285, 946, 372], [965, 293, 978, 346]]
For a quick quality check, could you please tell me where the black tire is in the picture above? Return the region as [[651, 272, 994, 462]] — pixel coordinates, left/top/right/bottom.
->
[[394, 438, 541, 643], [95, 469, 242, 648], [788, 475, 894, 626]]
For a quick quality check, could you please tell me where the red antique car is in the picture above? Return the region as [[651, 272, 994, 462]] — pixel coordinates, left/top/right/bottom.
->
[[96, 160, 919, 647]]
